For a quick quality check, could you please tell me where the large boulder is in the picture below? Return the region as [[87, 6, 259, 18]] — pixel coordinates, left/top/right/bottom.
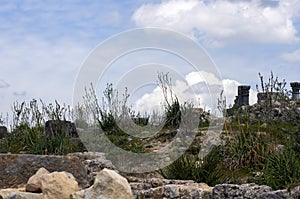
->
[[26, 168, 49, 193], [71, 168, 132, 199], [41, 171, 79, 199], [0, 154, 89, 189]]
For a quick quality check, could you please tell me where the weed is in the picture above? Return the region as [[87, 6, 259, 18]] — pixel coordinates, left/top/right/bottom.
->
[[256, 149, 300, 189], [159, 146, 226, 186]]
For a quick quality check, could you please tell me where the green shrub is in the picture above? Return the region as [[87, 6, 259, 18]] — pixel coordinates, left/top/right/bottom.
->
[[106, 134, 144, 153], [227, 130, 275, 170], [164, 97, 181, 129], [0, 127, 26, 153], [257, 149, 300, 189], [159, 146, 226, 186], [159, 154, 196, 181], [0, 123, 84, 155], [31, 132, 75, 155]]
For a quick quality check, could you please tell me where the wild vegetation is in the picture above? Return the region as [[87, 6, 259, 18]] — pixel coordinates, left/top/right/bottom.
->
[[0, 72, 299, 190]]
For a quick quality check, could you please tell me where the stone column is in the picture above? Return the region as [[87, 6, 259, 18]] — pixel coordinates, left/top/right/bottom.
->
[[290, 82, 300, 100], [238, 85, 251, 106]]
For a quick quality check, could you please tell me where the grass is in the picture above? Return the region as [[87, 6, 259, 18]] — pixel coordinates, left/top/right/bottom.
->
[[159, 146, 227, 186], [256, 149, 300, 190], [0, 72, 300, 190]]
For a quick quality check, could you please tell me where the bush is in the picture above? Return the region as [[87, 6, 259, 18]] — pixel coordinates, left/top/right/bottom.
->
[[0, 98, 86, 155], [106, 134, 144, 153], [0, 125, 27, 153], [257, 149, 300, 189], [159, 146, 226, 186], [31, 131, 80, 155], [227, 130, 275, 170], [164, 97, 181, 129]]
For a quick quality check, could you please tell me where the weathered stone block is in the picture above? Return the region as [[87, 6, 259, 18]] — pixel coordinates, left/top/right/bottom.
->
[[45, 120, 78, 138], [291, 82, 300, 100], [0, 126, 7, 139], [0, 154, 89, 189]]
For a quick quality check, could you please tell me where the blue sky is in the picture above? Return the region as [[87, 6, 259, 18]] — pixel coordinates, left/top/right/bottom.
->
[[0, 0, 300, 117]]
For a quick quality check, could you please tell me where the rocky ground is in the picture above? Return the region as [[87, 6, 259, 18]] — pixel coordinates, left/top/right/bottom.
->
[[0, 152, 299, 199]]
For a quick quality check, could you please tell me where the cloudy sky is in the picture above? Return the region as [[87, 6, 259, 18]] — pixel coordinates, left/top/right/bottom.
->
[[0, 0, 300, 117]]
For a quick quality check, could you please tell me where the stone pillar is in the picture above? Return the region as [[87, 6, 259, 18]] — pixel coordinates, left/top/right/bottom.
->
[[0, 126, 7, 139], [290, 82, 300, 100], [238, 85, 251, 106]]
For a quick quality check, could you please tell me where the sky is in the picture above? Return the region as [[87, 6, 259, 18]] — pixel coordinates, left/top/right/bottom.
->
[[0, 0, 300, 119]]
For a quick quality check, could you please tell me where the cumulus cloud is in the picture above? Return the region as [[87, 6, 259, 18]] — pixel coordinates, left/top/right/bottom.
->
[[222, 79, 257, 106], [133, 72, 258, 114], [281, 49, 300, 62], [132, 0, 300, 45], [186, 71, 221, 86]]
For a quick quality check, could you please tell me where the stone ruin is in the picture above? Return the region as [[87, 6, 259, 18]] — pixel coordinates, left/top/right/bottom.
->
[[257, 82, 300, 103], [257, 92, 278, 104], [0, 126, 7, 139], [45, 120, 78, 138], [232, 81, 300, 107], [132, 117, 149, 126], [227, 82, 300, 119], [0, 153, 300, 199], [230, 85, 250, 113], [236, 85, 251, 106], [291, 82, 300, 100]]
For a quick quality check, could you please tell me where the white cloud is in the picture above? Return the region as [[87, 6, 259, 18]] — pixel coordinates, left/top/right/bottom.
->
[[133, 73, 258, 115], [281, 49, 300, 62], [132, 0, 300, 45], [185, 71, 222, 86], [222, 79, 257, 106]]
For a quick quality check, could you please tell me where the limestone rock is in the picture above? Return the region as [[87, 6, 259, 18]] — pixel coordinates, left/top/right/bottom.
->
[[141, 184, 213, 199], [41, 171, 79, 199], [257, 190, 289, 199], [68, 152, 115, 185], [130, 178, 213, 198], [26, 167, 49, 193], [291, 186, 300, 199], [72, 168, 132, 199], [0, 154, 89, 189], [0, 189, 25, 199], [7, 192, 42, 199], [212, 183, 272, 199]]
